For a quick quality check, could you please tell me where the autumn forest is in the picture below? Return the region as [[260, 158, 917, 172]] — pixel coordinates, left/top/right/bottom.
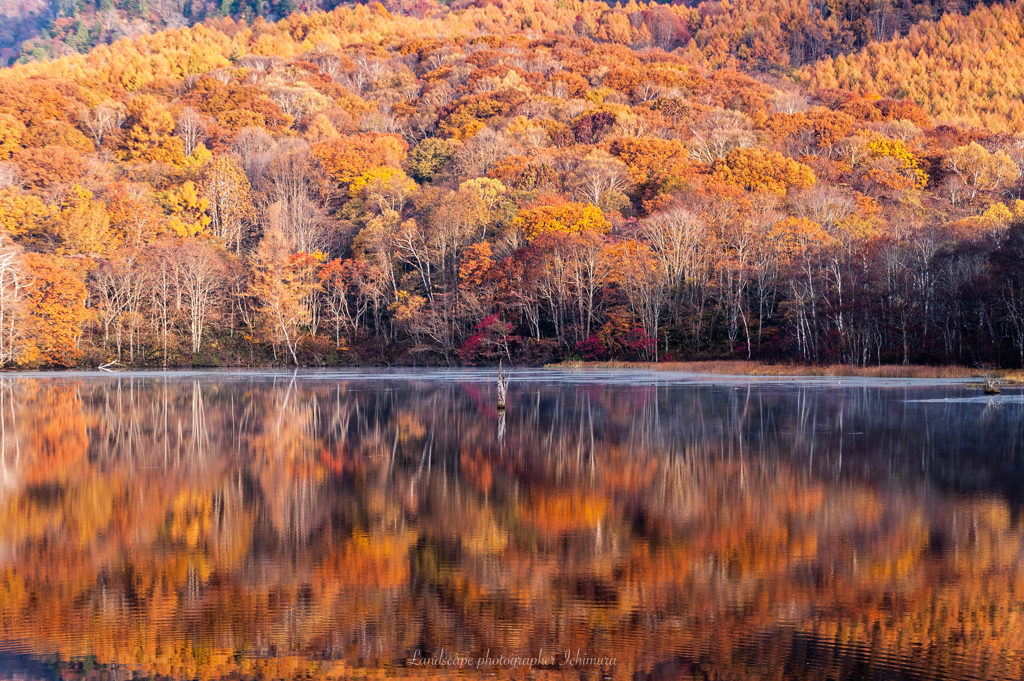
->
[[4, 0, 1024, 367]]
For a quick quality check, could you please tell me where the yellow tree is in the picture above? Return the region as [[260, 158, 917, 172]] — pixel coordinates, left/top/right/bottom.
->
[[121, 95, 186, 164], [312, 134, 408, 188], [943, 142, 1018, 201], [459, 177, 507, 212], [514, 200, 611, 241], [53, 185, 117, 255], [163, 181, 212, 237], [0, 114, 25, 160], [713, 148, 816, 195], [865, 136, 928, 189], [0, 189, 54, 242], [349, 166, 417, 215]]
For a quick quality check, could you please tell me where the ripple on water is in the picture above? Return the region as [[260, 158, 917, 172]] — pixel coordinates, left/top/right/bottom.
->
[[0, 374, 1022, 680]]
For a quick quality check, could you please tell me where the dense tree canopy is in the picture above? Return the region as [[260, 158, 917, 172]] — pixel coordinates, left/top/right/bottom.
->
[[0, 0, 1021, 368]]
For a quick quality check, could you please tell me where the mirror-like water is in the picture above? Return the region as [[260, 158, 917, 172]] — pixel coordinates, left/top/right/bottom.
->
[[1, 370, 1023, 681]]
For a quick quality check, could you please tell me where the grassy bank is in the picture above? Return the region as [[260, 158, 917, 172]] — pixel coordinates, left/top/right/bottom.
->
[[543, 360, 1022, 380]]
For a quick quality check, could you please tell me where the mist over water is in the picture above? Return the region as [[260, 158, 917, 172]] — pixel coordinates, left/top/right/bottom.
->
[[0, 371, 1023, 680]]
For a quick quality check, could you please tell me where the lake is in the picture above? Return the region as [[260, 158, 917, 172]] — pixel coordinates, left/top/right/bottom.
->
[[1, 369, 1023, 680]]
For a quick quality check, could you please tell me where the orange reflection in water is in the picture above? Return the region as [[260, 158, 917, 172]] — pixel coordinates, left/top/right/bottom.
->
[[0, 374, 1023, 680]]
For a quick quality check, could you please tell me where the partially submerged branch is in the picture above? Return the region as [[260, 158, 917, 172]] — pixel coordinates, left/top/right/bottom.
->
[[497, 360, 508, 410]]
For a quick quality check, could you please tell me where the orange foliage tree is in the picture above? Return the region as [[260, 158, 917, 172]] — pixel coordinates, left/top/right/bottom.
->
[[22, 254, 87, 367]]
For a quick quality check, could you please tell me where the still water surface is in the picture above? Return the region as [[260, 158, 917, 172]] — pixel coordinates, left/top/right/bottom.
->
[[1, 370, 1023, 680]]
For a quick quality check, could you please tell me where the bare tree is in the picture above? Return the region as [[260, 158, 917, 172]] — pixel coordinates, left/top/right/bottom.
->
[[321, 259, 372, 347], [269, 86, 317, 121], [144, 242, 180, 367], [879, 119, 924, 146], [561, 232, 613, 344], [316, 55, 346, 81], [81, 103, 125, 146], [175, 107, 206, 158], [174, 240, 228, 355], [236, 55, 277, 73], [451, 129, 511, 179], [616, 244, 670, 360], [639, 206, 715, 343], [264, 144, 332, 253], [424, 190, 485, 294], [689, 108, 755, 165], [0, 163, 19, 189], [90, 253, 148, 363], [633, 81, 663, 104], [834, 134, 872, 168], [0, 235, 27, 367], [232, 126, 277, 179], [266, 143, 312, 208], [793, 185, 857, 234], [769, 90, 809, 114], [279, 195, 330, 254], [571, 150, 632, 207]]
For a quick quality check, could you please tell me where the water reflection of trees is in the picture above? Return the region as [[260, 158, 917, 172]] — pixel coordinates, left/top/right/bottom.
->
[[1, 376, 1024, 679]]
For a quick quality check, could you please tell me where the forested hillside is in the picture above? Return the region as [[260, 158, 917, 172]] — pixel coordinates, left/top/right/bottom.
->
[[800, 0, 1024, 131], [0, 0, 1001, 66], [1, 0, 1024, 368], [0, 0, 332, 64]]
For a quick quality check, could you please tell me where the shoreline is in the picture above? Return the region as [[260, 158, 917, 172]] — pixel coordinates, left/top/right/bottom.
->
[[3, 365, 1024, 392], [543, 360, 1024, 383], [0, 364, 1017, 388]]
